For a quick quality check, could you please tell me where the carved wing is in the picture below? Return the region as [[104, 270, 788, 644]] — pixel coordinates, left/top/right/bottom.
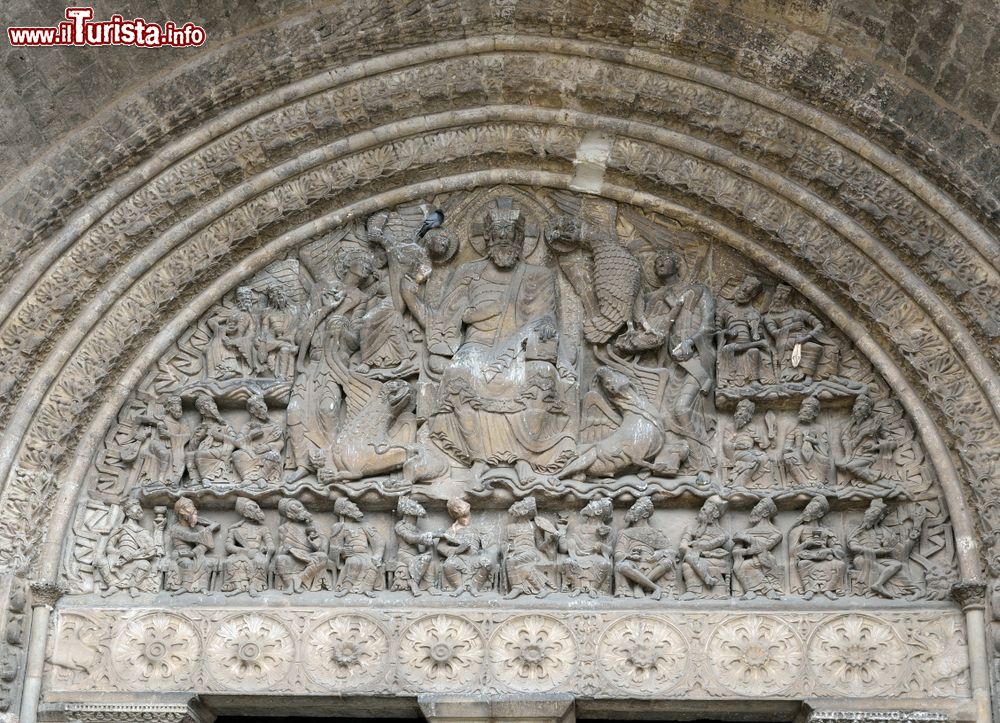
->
[[579, 388, 621, 444], [619, 206, 681, 247], [589, 240, 642, 340], [298, 226, 354, 284]]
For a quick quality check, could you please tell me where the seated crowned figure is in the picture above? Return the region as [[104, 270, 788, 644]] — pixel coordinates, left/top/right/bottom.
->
[[426, 202, 576, 483]]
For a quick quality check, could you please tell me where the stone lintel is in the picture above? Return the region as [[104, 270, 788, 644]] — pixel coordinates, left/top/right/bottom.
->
[[418, 694, 575, 722]]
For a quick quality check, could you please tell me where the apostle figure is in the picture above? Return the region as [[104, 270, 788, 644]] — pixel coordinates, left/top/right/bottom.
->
[[847, 498, 918, 599], [255, 283, 298, 379], [503, 496, 557, 598], [716, 274, 774, 387], [187, 394, 239, 486], [164, 497, 219, 594], [221, 498, 273, 597], [788, 495, 846, 600], [763, 284, 840, 382], [232, 391, 284, 487], [95, 498, 162, 597], [782, 396, 831, 489], [724, 399, 776, 491], [614, 496, 675, 600], [391, 496, 440, 595], [205, 286, 257, 379], [330, 497, 384, 596], [274, 498, 330, 593], [679, 497, 731, 599], [561, 498, 614, 597], [437, 497, 498, 596], [731, 497, 783, 599]]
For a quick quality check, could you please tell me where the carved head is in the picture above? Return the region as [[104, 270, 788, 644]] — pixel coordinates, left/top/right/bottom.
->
[[626, 496, 654, 523], [852, 393, 874, 420], [122, 498, 145, 522], [582, 497, 613, 523], [485, 204, 525, 268], [799, 495, 829, 523], [734, 399, 755, 429], [770, 284, 792, 311], [278, 497, 310, 522], [164, 395, 183, 419], [423, 229, 457, 263], [798, 396, 820, 423], [750, 496, 777, 523], [397, 496, 426, 518], [334, 497, 363, 521], [595, 366, 633, 403], [447, 497, 471, 524], [508, 496, 537, 520], [380, 379, 414, 416], [653, 249, 679, 281], [264, 284, 289, 309], [235, 286, 255, 311], [863, 498, 889, 527], [337, 249, 376, 284], [174, 497, 197, 527], [543, 214, 581, 254], [246, 390, 269, 421], [699, 497, 724, 523], [194, 394, 224, 423], [733, 275, 763, 304], [235, 497, 265, 522]]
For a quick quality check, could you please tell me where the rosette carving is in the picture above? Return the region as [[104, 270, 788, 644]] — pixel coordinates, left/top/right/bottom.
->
[[488, 615, 576, 692], [807, 615, 905, 696], [706, 615, 803, 696], [398, 614, 485, 691], [304, 614, 389, 688], [205, 614, 294, 690], [597, 616, 687, 694], [113, 613, 200, 689]]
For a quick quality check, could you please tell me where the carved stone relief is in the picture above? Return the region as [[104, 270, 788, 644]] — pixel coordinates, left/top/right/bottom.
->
[[50, 187, 966, 708], [45, 605, 969, 700]]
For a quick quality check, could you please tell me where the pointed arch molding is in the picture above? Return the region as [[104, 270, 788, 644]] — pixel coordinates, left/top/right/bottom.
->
[[0, 32, 998, 720]]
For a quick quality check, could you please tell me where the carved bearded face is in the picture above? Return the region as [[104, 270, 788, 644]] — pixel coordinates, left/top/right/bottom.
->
[[175, 499, 197, 527], [165, 396, 183, 419], [123, 500, 144, 522], [799, 398, 820, 423], [485, 218, 524, 269], [734, 400, 754, 429]]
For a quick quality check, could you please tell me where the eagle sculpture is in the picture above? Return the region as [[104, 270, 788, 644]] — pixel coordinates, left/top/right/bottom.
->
[[544, 213, 653, 344]]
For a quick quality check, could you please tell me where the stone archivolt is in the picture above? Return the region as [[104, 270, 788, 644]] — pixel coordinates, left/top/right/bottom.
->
[[0, 18, 994, 722], [35, 186, 973, 712]]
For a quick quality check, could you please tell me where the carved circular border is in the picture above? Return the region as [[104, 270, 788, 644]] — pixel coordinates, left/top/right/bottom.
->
[[398, 614, 486, 692], [112, 612, 201, 691], [488, 614, 578, 693], [806, 614, 906, 697], [706, 614, 804, 697], [303, 612, 390, 689], [204, 613, 295, 691], [597, 615, 688, 695]]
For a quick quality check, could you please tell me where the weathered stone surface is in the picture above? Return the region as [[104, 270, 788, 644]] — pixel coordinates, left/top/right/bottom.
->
[[0, 2, 998, 721]]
